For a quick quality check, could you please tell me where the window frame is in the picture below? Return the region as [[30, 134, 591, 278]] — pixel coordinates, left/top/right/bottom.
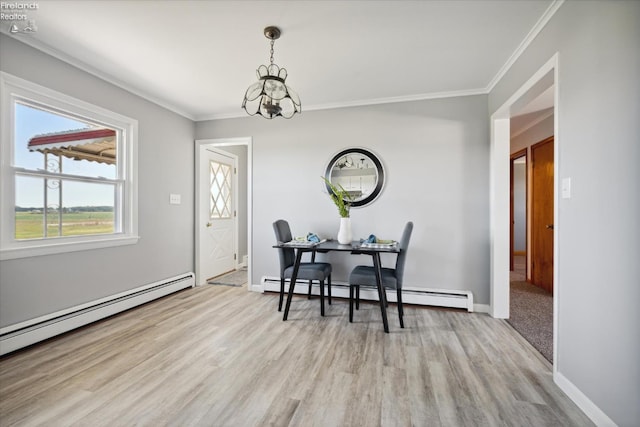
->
[[0, 72, 139, 260]]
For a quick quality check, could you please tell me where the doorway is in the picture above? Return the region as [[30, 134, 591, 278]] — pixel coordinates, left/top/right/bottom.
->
[[198, 147, 237, 282], [508, 140, 554, 363], [490, 53, 558, 370], [195, 137, 252, 289]]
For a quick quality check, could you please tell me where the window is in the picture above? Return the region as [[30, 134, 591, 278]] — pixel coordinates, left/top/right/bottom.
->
[[1, 72, 138, 260], [209, 160, 232, 219]]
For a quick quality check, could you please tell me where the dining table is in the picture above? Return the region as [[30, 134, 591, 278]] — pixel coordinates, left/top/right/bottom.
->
[[274, 239, 400, 333]]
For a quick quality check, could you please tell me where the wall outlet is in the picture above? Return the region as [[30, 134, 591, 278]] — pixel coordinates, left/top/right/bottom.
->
[[169, 194, 181, 204]]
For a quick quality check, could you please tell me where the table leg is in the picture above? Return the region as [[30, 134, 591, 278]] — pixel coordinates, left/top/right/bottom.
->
[[283, 249, 304, 321], [372, 252, 389, 333]]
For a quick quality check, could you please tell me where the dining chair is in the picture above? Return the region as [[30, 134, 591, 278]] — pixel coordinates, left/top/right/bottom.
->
[[273, 219, 332, 315], [348, 221, 413, 328]]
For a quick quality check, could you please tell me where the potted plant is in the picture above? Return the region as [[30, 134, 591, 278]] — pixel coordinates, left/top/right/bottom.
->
[[322, 177, 354, 244]]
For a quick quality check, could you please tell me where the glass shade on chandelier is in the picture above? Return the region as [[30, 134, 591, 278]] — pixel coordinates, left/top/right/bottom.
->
[[242, 26, 301, 119], [242, 65, 301, 119]]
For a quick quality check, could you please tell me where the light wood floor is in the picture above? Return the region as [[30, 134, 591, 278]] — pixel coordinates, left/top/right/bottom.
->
[[0, 285, 592, 427]]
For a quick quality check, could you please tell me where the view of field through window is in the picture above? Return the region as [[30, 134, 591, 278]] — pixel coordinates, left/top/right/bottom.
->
[[14, 103, 118, 240]]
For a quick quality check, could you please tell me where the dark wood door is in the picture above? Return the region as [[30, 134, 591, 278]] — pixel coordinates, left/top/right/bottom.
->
[[531, 137, 554, 294]]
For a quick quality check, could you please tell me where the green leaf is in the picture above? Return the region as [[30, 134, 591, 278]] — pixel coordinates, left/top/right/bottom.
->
[[322, 176, 353, 218]]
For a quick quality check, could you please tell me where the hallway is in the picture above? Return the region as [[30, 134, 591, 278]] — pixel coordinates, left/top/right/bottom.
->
[[508, 255, 553, 362]]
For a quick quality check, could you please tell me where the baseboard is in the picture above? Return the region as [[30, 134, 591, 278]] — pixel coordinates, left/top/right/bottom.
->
[[554, 371, 617, 427], [260, 276, 474, 312], [0, 272, 195, 356], [236, 255, 248, 269], [473, 303, 491, 314]]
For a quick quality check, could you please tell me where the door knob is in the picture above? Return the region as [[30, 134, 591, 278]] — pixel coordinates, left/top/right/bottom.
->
[[206, 222, 212, 227], [546, 224, 554, 230]]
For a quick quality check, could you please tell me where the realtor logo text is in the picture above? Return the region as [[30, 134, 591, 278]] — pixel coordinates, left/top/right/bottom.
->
[[1, 2, 37, 21], [1, 2, 38, 9]]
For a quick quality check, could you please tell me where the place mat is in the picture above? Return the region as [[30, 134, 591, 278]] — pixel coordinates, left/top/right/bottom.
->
[[282, 239, 326, 248], [359, 241, 398, 249]]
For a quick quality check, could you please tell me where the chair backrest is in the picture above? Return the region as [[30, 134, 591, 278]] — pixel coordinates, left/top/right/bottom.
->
[[394, 221, 414, 288], [273, 219, 295, 274]]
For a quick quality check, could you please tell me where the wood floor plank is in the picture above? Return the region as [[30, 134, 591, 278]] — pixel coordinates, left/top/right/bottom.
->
[[380, 366, 410, 427], [0, 285, 594, 427], [405, 345, 440, 426]]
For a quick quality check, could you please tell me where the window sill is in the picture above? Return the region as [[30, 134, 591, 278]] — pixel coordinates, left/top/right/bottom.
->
[[0, 235, 140, 261]]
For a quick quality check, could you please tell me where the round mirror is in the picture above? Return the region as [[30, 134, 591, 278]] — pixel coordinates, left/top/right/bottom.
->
[[324, 148, 385, 208]]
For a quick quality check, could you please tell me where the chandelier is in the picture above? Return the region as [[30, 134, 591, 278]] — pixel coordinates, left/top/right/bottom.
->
[[242, 26, 301, 119]]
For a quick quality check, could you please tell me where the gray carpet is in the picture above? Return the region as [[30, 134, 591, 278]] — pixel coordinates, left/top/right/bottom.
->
[[508, 281, 553, 363], [207, 268, 248, 287]]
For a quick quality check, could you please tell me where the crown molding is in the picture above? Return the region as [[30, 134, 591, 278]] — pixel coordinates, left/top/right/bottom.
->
[[195, 110, 248, 122], [195, 88, 488, 122], [485, 0, 564, 93], [303, 88, 488, 113]]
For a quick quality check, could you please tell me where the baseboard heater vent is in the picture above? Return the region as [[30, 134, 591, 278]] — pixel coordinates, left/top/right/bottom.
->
[[0, 272, 195, 356], [260, 276, 473, 312]]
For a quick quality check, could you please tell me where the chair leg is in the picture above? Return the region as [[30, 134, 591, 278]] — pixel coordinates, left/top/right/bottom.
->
[[328, 275, 332, 305], [397, 288, 404, 328], [320, 280, 325, 317], [355, 285, 360, 310], [278, 277, 285, 311], [349, 285, 354, 322], [308, 280, 313, 299]]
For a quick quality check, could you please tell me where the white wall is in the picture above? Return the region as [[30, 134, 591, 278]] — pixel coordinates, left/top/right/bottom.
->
[[490, 1, 640, 425], [196, 95, 491, 304], [0, 35, 195, 327]]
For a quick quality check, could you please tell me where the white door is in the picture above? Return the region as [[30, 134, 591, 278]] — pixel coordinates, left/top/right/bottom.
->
[[199, 147, 237, 282]]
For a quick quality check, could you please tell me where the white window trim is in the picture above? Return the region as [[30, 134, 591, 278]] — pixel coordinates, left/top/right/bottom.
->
[[0, 72, 139, 260]]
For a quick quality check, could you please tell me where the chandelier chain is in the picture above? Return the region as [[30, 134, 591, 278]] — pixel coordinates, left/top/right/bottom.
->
[[269, 39, 275, 65]]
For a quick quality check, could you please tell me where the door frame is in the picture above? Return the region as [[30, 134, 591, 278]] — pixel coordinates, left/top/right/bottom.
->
[[510, 148, 527, 273], [490, 53, 558, 371], [195, 137, 253, 290]]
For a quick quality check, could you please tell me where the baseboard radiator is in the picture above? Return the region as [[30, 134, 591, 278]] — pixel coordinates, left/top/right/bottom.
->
[[260, 276, 473, 312], [0, 272, 195, 356]]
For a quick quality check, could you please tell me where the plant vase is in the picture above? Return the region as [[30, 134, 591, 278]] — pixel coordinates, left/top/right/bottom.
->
[[337, 217, 352, 244]]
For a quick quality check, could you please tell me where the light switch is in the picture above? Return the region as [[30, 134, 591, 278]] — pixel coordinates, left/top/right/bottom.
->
[[561, 178, 571, 199], [169, 194, 181, 205]]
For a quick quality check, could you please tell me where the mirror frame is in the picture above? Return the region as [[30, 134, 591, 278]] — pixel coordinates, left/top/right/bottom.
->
[[324, 147, 385, 208]]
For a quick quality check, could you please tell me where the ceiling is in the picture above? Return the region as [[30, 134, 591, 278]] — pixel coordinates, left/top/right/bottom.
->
[[4, 0, 558, 121], [510, 86, 554, 137]]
